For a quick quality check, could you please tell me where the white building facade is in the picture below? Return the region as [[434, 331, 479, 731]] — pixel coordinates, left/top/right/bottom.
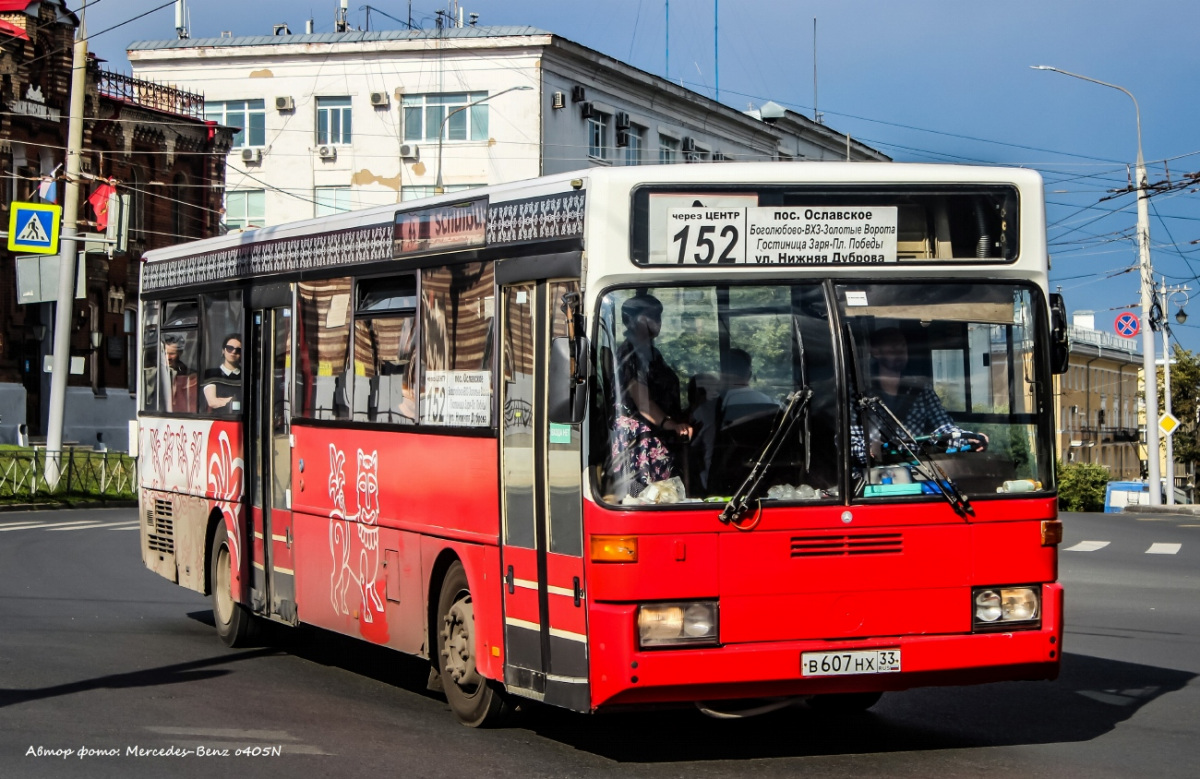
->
[[127, 25, 887, 229]]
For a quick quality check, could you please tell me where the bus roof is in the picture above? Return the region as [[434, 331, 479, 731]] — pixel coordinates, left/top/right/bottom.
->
[[142, 161, 1043, 265]]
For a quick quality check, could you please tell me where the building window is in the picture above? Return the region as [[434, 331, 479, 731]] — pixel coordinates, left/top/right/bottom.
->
[[623, 126, 643, 165], [224, 190, 265, 231], [401, 184, 482, 202], [659, 134, 679, 164], [588, 113, 609, 160], [205, 100, 266, 148], [403, 92, 488, 142], [316, 96, 353, 145], [314, 186, 352, 217]]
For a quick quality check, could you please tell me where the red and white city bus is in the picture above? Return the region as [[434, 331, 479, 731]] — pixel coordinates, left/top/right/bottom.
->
[[137, 163, 1069, 726]]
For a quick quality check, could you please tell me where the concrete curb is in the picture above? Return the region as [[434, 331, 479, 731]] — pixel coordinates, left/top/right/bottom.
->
[[0, 500, 137, 512], [1126, 504, 1200, 517]]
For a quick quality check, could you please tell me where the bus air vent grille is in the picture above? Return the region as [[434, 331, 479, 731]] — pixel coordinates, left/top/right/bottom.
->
[[790, 533, 903, 558], [148, 498, 175, 554]]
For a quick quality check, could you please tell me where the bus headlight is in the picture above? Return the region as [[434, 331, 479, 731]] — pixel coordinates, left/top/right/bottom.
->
[[973, 586, 1040, 630], [637, 601, 719, 648]]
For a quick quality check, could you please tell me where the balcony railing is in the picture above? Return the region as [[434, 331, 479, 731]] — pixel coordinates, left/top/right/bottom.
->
[[96, 69, 204, 120], [1070, 324, 1140, 355]]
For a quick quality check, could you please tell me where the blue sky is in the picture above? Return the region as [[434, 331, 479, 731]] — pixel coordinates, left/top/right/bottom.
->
[[84, 0, 1200, 351]]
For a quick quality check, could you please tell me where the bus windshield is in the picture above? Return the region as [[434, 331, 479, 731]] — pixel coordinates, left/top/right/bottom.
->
[[592, 281, 1051, 505]]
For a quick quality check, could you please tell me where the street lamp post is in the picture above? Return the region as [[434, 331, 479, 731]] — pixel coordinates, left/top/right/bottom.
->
[[435, 85, 532, 194], [1159, 278, 1190, 504], [1032, 65, 1160, 503]]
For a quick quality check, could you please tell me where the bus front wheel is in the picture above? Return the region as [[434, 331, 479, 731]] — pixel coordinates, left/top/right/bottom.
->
[[436, 561, 508, 727], [210, 522, 254, 647]]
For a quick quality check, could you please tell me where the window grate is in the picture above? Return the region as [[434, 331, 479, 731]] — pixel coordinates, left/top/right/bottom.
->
[[790, 533, 903, 558]]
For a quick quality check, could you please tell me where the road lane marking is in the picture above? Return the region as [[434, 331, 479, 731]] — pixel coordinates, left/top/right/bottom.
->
[[45, 520, 139, 531], [0, 520, 102, 532], [1146, 543, 1182, 554], [1064, 540, 1110, 552]]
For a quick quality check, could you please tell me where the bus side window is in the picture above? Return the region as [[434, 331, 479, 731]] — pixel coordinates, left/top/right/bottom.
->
[[353, 274, 418, 425], [141, 301, 160, 411], [419, 262, 495, 427], [151, 299, 199, 414], [201, 291, 244, 416], [296, 278, 353, 420]]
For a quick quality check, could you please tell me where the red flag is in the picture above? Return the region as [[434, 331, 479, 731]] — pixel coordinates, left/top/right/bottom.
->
[[88, 182, 116, 231]]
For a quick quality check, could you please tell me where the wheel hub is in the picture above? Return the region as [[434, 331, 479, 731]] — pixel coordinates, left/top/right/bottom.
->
[[440, 596, 481, 689]]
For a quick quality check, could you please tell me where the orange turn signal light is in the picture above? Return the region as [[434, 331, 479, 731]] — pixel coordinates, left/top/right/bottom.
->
[[590, 535, 638, 563], [1041, 520, 1063, 546]]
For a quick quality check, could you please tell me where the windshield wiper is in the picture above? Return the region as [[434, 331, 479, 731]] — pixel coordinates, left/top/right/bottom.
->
[[857, 396, 975, 519], [719, 387, 813, 527]]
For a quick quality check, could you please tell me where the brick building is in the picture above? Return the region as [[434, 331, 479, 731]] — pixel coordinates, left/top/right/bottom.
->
[[0, 0, 232, 449]]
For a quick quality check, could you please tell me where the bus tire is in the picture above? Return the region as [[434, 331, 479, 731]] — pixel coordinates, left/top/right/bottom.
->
[[436, 561, 508, 727], [210, 522, 254, 647], [807, 691, 883, 714]]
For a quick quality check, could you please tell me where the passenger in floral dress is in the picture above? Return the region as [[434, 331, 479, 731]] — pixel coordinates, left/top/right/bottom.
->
[[609, 294, 692, 497]]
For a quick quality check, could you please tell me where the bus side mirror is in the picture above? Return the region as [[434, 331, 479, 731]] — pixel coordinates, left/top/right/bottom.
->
[[1049, 293, 1070, 375], [549, 335, 589, 424]]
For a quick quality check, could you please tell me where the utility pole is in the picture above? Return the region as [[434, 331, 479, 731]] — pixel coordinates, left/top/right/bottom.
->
[[1158, 278, 1191, 505], [44, 9, 88, 488], [1031, 66, 1160, 502]]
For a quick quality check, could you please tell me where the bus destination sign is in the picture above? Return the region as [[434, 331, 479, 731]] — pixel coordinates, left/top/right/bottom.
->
[[394, 198, 487, 257], [662, 206, 898, 266]]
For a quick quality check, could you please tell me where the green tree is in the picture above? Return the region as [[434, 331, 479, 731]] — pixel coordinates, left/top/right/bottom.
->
[[1161, 345, 1200, 482], [1056, 460, 1109, 512]]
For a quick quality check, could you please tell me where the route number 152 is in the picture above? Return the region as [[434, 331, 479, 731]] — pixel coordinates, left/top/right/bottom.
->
[[672, 222, 741, 264]]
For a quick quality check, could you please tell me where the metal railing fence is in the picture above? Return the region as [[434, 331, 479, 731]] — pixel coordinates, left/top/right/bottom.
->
[[0, 449, 137, 500]]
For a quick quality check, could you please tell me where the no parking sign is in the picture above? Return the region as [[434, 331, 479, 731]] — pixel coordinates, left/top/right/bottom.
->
[[1114, 312, 1140, 338]]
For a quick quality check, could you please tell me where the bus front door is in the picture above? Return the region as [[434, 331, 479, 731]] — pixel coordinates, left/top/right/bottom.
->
[[499, 278, 589, 712], [248, 304, 297, 624]]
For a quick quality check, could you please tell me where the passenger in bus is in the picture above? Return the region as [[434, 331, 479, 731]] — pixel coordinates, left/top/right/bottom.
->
[[202, 334, 242, 414], [610, 294, 693, 496], [159, 333, 197, 413], [852, 327, 987, 462]]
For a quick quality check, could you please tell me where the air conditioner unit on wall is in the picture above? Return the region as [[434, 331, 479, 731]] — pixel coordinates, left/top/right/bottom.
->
[[615, 111, 630, 130], [240, 147, 262, 164], [616, 129, 629, 148], [580, 102, 594, 119], [370, 91, 389, 107], [317, 145, 337, 160], [275, 95, 294, 111], [399, 143, 419, 160], [681, 137, 696, 152], [571, 85, 586, 103]]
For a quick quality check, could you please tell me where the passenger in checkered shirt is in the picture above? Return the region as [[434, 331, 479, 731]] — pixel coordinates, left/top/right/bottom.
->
[[850, 327, 987, 463]]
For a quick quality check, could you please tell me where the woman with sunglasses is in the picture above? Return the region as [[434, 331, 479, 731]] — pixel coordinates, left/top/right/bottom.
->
[[203, 334, 243, 414]]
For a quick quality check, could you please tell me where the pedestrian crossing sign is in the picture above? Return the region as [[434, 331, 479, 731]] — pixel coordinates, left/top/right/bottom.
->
[[7, 201, 61, 254]]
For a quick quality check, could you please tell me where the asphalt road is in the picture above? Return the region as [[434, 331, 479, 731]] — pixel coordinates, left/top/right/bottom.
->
[[0, 507, 1197, 778]]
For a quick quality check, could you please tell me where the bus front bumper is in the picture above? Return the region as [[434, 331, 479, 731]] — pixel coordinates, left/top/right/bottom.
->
[[588, 582, 1062, 710]]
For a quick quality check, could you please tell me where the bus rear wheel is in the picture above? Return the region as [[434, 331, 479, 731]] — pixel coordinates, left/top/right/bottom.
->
[[210, 522, 255, 647], [436, 561, 508, 727]]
